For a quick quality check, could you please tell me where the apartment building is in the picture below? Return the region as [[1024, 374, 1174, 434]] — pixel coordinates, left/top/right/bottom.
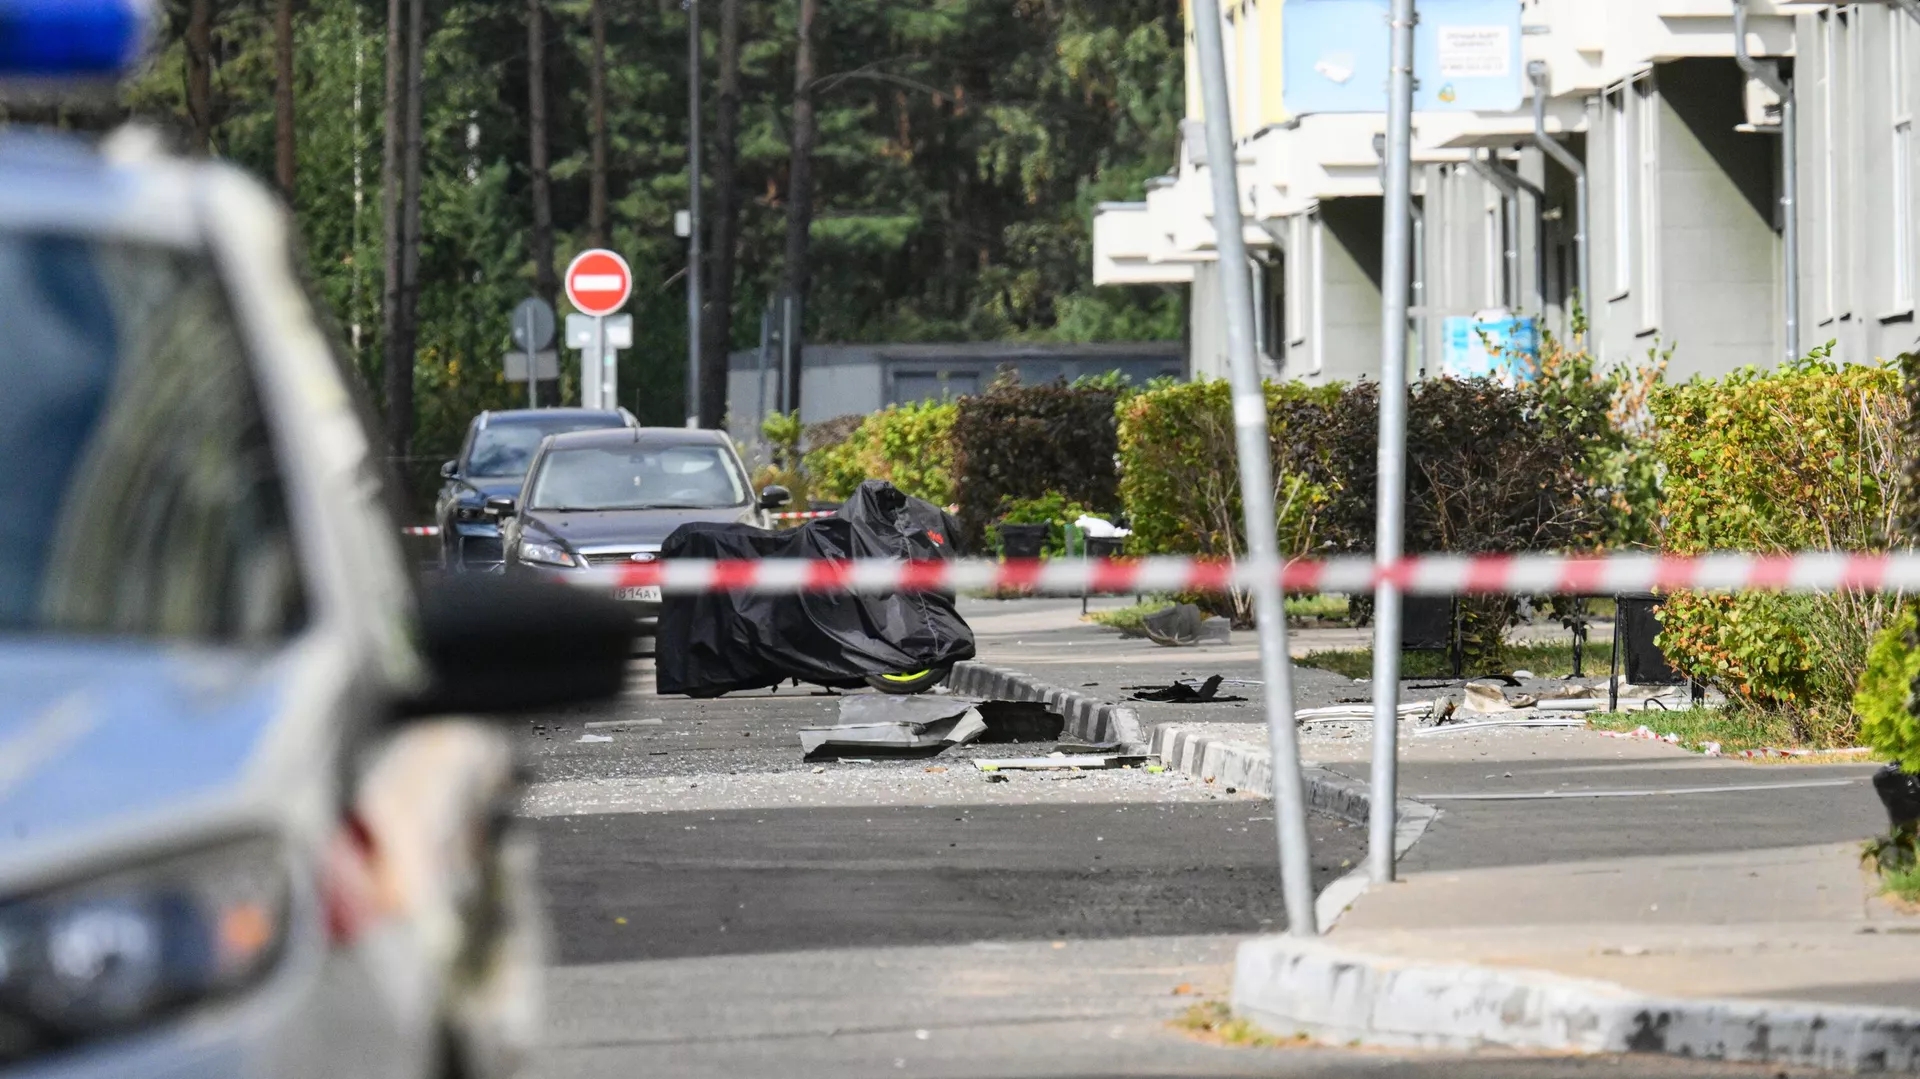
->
[[1093, 0, 1920, 383]]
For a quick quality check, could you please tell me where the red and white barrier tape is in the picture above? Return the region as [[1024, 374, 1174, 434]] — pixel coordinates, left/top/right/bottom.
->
[[769, 510, 837, 521], [557, 550, 1920, 596], [401, 525, 441, 537]]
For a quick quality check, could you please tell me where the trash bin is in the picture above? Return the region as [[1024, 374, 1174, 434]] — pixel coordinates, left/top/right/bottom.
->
[[1080, 535, 1128, 613], [1401, 595, 1460, 677], [1609, 592, 1691, 711], [998, 523, 1049, 560]]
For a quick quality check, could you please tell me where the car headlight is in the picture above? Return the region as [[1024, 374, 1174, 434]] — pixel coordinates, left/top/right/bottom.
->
[[518, 540, 576, 567], [0, 839, 288, 1049]]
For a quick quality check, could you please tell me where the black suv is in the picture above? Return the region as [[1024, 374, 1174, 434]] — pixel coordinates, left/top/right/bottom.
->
[[434, 407, 637, 569]]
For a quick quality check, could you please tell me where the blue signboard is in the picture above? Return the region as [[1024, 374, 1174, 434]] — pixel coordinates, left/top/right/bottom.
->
[[1282, 0, 1524, 117], [1440, 314, 1539, 382]]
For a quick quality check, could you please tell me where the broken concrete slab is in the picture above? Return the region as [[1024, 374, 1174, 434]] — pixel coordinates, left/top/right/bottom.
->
[[799, 696, 988, 760]]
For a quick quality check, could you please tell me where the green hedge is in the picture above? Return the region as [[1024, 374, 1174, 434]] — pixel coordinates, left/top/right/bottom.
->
[[805, 400, 958, 506], [1653, 357, 1905, 745], [1115, 375, 1612, 659], [1118, 376, 1607, 559], [949, 380, 1122, 549]]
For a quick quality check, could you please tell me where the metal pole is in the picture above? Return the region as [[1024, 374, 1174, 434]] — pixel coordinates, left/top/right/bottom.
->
[[1530, 62, 1590, 324], [596, 315, 610, 412], [522, 307, 537, 408], [1191, 0, 1316, 936], [686, 0, 704, 427], [1731, 0, 1798, 364], [755, 302, 771, 431], [779, 292, 796, 417], [1368, 0, 1417, 887]]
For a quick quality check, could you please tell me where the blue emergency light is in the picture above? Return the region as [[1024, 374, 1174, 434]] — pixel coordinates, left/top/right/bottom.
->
[[0, 0, 148, 79]]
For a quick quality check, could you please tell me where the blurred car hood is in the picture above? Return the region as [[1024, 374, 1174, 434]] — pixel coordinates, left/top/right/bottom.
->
[[526, 506, 759, 547], [0, 640, 286, 849]]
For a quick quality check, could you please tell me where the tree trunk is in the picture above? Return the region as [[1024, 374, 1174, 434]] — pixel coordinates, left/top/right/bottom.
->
[[588, 0, 608, 247], [273, 0, 296, 196], [698, 0, 741, 429], [779, 0, 818, 418], [385, 0, 426, 461], [186, 0, 213, 153], [527, 0, 556, 304], [379, 0, 405, 452]]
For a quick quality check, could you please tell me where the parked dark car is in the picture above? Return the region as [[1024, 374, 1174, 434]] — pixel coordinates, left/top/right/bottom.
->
[[434, 408, 637, 570], [487, 428, 790, 643]]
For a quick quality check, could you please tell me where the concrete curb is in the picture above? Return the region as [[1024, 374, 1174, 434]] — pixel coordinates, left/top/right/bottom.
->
[[942, 661, 1144, 751], [1231, 935, 1920, 1072], [1146, 722, 1438, 928]]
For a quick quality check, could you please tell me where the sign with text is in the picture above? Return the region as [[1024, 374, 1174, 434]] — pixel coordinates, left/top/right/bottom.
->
[[1282, 0, 1523, 116]]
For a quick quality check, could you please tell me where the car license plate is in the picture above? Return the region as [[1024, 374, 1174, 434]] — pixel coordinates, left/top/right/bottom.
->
[[617, 586, 662, 603]]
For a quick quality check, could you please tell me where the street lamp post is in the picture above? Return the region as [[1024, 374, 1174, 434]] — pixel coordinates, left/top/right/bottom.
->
[[685, 0, 703, 427]]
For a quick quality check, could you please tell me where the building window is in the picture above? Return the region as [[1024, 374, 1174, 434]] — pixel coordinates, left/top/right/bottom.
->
[[1637, 76, 1659, 330], [1893, 10, 1914, 313], [1609, 87, 1632, 298]]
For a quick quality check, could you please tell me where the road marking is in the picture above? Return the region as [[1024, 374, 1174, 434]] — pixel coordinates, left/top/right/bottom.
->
[[1418, 778, 1859, 801]]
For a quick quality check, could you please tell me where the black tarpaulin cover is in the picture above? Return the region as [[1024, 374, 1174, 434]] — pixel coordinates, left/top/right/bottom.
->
[[654, 481, 975, 697]]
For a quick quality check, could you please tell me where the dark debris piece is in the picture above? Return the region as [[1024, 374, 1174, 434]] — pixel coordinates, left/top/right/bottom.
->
[[1126, 674, 1247, 704]]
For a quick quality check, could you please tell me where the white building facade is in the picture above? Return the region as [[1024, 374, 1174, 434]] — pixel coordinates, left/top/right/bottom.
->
[[1093, 0, 1920, 383]]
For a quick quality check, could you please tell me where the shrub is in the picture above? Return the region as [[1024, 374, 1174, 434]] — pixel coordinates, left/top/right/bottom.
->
[[1653, 352, 1905, 744], [805, 400, 958, 506], [1116, 378, 1339, 558], [950, 379, 1122, 549], [1858, 608, 1920, 769]]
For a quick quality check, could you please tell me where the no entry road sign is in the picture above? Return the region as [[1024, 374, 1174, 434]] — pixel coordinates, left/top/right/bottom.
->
[[565, 249, 633, 317]]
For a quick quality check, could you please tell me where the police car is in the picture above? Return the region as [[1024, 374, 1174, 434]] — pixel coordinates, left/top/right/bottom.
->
[[0, 6, 631, 1077]]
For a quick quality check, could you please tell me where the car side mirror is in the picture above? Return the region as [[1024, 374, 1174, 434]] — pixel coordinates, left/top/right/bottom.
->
[[758, 485, 793, 510], [440, 459, 459, 479], [401, 572, 633, 714], [485, 496, 517, 518], [399, 573, 635, 718]]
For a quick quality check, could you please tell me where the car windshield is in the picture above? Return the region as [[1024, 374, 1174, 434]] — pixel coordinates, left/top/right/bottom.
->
[[529, 444, 748, 512], [0, 233, 304, 644], [466, 418, 620, 478]]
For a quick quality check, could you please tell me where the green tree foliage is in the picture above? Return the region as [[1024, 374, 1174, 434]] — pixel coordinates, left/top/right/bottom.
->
[[118, 0, 1184, 496]]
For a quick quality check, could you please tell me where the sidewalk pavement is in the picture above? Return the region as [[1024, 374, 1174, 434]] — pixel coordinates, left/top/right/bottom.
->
[[964, 599, 1920, 1070]]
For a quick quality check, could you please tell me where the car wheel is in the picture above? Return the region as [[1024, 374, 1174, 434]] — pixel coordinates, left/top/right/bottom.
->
[[864, 667, 950, 695]]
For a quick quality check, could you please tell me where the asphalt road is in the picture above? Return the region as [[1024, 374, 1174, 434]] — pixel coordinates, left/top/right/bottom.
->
[[520, 644, 1840, 1079]]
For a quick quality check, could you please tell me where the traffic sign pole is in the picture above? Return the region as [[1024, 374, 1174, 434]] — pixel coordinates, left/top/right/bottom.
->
[[1192, 0, 1317, 938], [521, 306, 537, 408], [597, 314, 610, 413], [1368, 0, 1417, 887]]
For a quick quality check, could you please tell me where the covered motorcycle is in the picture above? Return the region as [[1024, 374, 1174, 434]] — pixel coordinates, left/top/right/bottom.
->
[[654, 481, 974, 697]]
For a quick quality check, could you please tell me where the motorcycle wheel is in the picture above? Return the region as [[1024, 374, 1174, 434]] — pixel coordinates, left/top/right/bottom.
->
[[864, 667, 951, 695]]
